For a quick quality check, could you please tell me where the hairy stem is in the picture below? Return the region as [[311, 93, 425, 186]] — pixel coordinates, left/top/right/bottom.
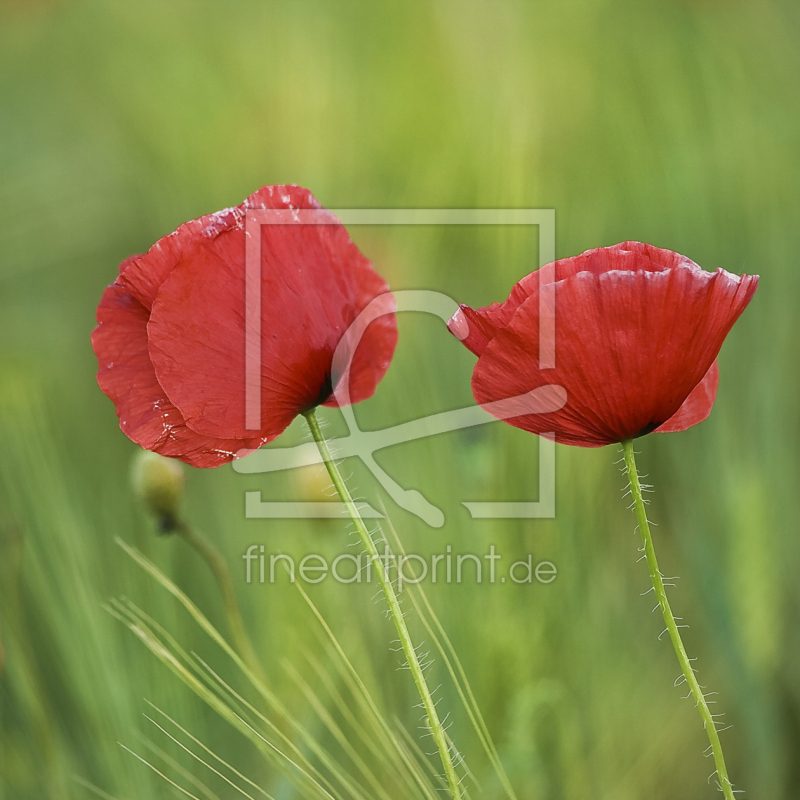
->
[[304, 408, 461, 799], [621, 440, 734, 800]]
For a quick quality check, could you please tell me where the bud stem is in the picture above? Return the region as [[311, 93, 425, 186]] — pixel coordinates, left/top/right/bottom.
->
[[621, 440, 735, 800], [174, 520, 264, 682]]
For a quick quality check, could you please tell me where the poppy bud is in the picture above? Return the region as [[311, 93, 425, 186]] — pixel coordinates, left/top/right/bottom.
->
[[291, 464, 333, 501], [131, 450, 184, 533]]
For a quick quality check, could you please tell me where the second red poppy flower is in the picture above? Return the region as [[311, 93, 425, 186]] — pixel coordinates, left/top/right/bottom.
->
[[448, 242, 758, 447]]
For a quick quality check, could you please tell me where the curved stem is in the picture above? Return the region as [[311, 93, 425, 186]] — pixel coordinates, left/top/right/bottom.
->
[[174, 520, 264, 682], [621, 440, 734, 800], [303, 408, 461, 800]]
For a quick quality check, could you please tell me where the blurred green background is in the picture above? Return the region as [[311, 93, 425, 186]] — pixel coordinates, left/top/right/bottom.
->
[[1, 0, 798, 797]]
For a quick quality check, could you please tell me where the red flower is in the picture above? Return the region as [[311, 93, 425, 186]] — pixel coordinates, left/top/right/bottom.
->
[[448, 242, 757, 447], [92, 185, 397, 467]]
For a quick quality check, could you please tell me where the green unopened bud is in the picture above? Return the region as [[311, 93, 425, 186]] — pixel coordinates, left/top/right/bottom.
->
[[131, 450, 185, 533]]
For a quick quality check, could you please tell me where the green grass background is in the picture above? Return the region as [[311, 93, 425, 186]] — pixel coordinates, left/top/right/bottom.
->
[[1, 0, 799, 797]]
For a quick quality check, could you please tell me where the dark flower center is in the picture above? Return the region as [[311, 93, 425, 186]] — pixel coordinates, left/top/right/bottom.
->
[[311, 372, 334, 408], [633, 421, 662, 438]]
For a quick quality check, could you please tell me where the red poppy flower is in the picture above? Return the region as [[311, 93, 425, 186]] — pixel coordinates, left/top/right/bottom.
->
[[92, 185, 397, 468], [448, 242, 757, 447]]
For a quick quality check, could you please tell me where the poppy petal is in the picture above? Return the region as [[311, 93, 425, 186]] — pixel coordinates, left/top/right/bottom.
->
[[448, 241, 690, 357], [471, 261, 757, 446], [118, 206, 248, 311], [322, 279, 397, 409], [147, 189, 396, 440], [92, 283, 268, 468], [552, 241, 692, 281], [656, 360, 719, 434]]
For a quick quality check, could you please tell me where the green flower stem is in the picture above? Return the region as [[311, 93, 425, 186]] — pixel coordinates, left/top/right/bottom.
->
[[174, 520, 264, 682], [621, 440, 734, 800], [304, 408, 461, 800]]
